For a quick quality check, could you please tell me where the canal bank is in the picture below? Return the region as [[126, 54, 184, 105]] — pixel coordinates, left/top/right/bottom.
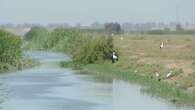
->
[[61, 61, 195, 108]]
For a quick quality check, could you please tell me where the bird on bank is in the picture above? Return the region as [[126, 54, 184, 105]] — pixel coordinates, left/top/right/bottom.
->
[[155, 72, 160, 77], [155, 72, 162, 81], [111, 51, 118, 63], [166, 71, 172, 78], [160, 42, 164, 49]]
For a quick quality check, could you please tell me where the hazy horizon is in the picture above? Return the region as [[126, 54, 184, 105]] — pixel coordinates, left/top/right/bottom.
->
[[0, 0, 195, 25]]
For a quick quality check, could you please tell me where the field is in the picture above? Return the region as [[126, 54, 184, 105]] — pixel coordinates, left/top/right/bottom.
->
[[113, 34, 195, 93]]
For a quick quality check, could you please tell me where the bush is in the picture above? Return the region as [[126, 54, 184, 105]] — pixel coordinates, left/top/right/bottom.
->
[[48, 28, 81, 52], [72, 35, 114, 64], [25, 27, 115, 64], [24, 26, 49, 49], [0, 30, 22, 64]]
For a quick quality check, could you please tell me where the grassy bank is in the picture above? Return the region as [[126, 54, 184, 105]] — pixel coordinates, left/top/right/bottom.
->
[[0, 59, 38, 73], [61, 61, 195, 106], [113, 34, 195, 92]]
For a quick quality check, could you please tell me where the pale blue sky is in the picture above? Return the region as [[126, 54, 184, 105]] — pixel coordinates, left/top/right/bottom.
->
[[0, 0, 194, 25]]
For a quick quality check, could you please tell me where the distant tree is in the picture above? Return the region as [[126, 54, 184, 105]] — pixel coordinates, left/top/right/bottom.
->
[[24, 26, 50, 49], [24, 26, 48, 41], [104, 22, 122, 34], [90, 21, 103, 29], [164, 27, 171, 32], [176, 24, 184, 31]]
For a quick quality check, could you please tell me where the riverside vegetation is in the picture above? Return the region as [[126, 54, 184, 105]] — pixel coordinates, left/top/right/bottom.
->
[[25, 27, 195, 106], [0, 29, 37, 73]]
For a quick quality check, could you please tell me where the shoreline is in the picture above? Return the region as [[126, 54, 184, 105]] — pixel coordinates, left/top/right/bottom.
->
[[61, 61, 195, 106], [0, 58, 39, 74]]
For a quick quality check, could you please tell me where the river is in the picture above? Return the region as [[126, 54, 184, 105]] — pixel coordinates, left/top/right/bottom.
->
[[0, 51, 194, 110]]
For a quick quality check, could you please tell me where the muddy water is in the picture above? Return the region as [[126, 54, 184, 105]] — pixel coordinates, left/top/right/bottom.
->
[[0, 51, 194, 110]]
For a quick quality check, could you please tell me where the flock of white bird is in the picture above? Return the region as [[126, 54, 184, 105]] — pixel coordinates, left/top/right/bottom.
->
[[157, 42, 173, 79]]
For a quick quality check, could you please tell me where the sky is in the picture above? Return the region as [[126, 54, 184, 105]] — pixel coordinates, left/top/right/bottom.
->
[[0, 0, 195, 25]]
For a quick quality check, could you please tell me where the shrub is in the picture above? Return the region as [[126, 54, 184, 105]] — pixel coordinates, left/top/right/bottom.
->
[[49, 28, 81, 52], [25, 27, 115, 64], [72, 36, 114, 64], [24, 26, 49, 49], [0, 30, 22, 64]]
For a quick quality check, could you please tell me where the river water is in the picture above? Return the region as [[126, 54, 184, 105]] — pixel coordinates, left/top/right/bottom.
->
[[0, 51, 194, 110]]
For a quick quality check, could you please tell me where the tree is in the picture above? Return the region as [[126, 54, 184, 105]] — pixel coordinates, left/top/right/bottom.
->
[[24, 26, 49, 49], [176, 24, 184, 31], [104, 22, 122, 34]]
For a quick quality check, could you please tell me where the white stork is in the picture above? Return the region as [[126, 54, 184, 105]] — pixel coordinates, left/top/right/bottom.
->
[[112, 52, 118, 63], [160, 42, 164, 49]]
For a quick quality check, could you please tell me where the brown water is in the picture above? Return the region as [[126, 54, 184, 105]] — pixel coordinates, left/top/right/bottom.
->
[[0, 51, 194, 110]]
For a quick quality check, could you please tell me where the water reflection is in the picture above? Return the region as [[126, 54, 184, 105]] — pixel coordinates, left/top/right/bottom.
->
[[0, 77, 8, 109], [90, 74, 195, 110]]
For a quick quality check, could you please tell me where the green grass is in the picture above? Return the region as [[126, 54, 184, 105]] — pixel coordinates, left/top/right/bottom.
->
[[192, 60, 195, 66]]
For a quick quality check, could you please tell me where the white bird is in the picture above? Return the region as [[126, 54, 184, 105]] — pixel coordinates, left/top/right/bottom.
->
[[112, 52, 118, 60], [120, 37, 124, 40], [160, 42, 164, 49], [166, 71, 172, 78], [112, 52, 118, 63], [155, 72, 160, 77]]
